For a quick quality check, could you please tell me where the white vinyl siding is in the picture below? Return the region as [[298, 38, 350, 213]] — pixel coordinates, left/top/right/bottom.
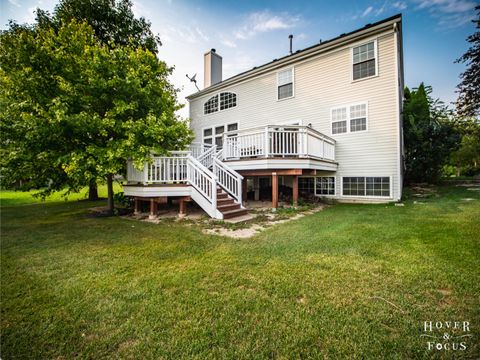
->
[[189, 29, 401, 201]]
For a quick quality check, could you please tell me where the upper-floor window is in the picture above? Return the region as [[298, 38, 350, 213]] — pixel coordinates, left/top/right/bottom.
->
[[204, 92, 237, 114], [277, 68, 294, 100], [220, 92, 237, 110], [204, 95, 218, 114], [331, 103, 368, 135], [203, 122, 238, 149], [352, 41, 377, 80]]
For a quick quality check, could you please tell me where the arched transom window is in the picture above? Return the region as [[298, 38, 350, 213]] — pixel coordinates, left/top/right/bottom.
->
[[204, 92, 237, 114]]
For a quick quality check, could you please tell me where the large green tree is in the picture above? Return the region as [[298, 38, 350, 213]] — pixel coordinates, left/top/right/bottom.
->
[[456, 5, 480, 118], [36, 0, 159, 54], [0, 20, 192, 213], [403, 84, 460, 183], [448, 118, 480, 176], [33, 0, 161, 199]]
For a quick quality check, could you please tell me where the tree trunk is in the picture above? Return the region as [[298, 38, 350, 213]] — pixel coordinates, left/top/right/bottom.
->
[[107, 174, 114, 214], [88, 179, 99, 201]]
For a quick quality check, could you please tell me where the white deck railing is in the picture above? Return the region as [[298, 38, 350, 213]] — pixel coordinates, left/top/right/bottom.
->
[[222, 125, 335, 161]]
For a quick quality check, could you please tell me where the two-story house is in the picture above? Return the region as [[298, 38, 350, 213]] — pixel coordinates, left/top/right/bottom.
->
[[124, 14, 404, 220]]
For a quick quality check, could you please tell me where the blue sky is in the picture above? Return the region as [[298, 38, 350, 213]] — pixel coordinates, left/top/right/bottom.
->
[[1, 0, 477, 118]]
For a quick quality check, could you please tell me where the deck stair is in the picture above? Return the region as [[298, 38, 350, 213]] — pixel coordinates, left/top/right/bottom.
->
[[125, 143, 247, 220]]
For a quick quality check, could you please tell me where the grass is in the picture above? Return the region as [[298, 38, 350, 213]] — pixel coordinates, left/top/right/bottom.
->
[[0, 184, 123, 206], [1, 185, 479, 359]]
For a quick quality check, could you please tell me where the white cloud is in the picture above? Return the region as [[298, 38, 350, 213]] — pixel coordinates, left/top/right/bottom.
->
[[415, 0, 476, 13], [22, 6, 37, 23], [362, 6, 373, 17], [234, 10, 301, 40], [412, 0, 477, 29], [195, 27, 209, 42], [7, 0, 21, 7], [221, 38, 237, 48], [392, 1, 408, 10]]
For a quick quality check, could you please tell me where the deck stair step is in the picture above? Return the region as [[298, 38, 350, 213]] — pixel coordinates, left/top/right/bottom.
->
[[217, 198, 235, 205], [215, 188, 248, 220], [221, 207, 249, 219], [217, 203, 241, 212]]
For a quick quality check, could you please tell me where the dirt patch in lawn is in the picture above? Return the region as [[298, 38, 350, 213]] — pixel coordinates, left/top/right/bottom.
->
[[202, 205, 326, 239], [117, 201, 326, 239]]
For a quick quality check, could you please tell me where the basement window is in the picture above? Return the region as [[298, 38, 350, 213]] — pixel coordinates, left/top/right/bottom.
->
[[316, 177, 335, 195], [352, 41, 377, 80], [342, 177, 390, 197], [277, 68, 294, 100]]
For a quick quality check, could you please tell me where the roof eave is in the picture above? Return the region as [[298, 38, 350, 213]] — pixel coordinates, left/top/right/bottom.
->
[[186, 14, 402, 101]]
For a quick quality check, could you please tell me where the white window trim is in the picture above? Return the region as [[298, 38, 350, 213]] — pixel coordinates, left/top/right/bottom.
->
[[350, 39, 379, 83], [203, 91, 238, 116], [201, 125, 214, 145], [330, 102, 369, 136], [340, 176, 393, 199], [202, 122, 239, 145], [276, 66, 295, 101]]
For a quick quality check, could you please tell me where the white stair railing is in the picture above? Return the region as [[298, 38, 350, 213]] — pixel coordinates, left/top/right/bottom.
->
[[197, 145, 217, 168], [186, 155, 219, 218]]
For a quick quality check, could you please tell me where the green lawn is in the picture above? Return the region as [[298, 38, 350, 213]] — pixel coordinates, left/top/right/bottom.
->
[[0, 183, 122, 206], [1, 185, 479, 359]]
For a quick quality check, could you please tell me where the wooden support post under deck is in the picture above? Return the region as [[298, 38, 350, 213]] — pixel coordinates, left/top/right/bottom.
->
[[179, 197, 189, 218], [253, 177, 260, 201], [292, 175, 298, 207], [149, 199, 157, 219], [134, 198, 140, 214], [272, 172, 278, 210]]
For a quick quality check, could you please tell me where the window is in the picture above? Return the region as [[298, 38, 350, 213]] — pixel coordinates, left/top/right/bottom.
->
[[202, 123, 238, 149], [299, 177, 315, 195], [350, 104, 367, 132], [215, 126, 224, 148], [204, 92, 237, 114], [366, 177, 390, 196], [204, 95, 218, 114], [227, 123, 238, 132], [331, 103, 368, 135], [353, 41, 376, 80], [277, 68, 293, 100], [343, 177, 366, 196], [203, 128, 213, 145], [220, 92, 237, 110], [342, 177, 390, 197], [316, 177, 335, 195], [332, 107, 347, 134]]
